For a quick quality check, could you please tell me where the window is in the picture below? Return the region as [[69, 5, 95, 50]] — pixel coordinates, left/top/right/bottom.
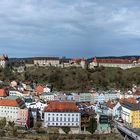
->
[[68, 118, 70, 122], [72, 118, 74, 122], [60, 117, 62, 121], [56, 117, 58, 121], [48, 117, 50, 121]]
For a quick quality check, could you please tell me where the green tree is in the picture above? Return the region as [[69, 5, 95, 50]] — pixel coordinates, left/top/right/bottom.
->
[[87, 117, 97, 134], [61, 127, 70, 134], [8, 121, 17, 136], [0, 117, 6, 129]]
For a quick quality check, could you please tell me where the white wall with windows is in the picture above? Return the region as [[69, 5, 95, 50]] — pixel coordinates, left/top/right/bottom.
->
[[44, 112, 80, 128], [0, 106, 19, 122], [121, 106, 131, 124]]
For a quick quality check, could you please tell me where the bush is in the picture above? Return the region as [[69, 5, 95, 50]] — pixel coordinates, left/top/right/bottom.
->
[[61, 127, 70, 134]]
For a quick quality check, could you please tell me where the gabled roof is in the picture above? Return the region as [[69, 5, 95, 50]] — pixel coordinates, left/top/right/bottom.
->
[[44, 101, 79, 112], [35, 85, 44, 93]]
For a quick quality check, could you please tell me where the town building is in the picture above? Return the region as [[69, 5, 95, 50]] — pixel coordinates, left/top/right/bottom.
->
[[97, 113, 111, 134], [89, 57, 136, 69], [0, 96, 26, 122], [121, 102, 140, 128], [79, 93, 91, 102], [39, 92, 55, 101], [27, 100, 47, 120], [34, 57, 60, 67], [0, 89, 7, 99], [15, 108, 30, 128], [97, 93, 105, 104], [8, 89, 24, 97], [44, 101, 81, 128]]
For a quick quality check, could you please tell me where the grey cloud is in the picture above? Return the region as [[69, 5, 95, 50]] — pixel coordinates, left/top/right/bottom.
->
[[0, 0, 140, 57]]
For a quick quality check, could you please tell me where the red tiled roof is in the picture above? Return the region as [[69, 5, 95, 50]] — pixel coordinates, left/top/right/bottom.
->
[[0, 99, 20, 107], [44, 101, 79, 112], [0, 89, 7, 97], [95, 58, 133, 64], [119, 97, 137, 104], [106, 101, 116, 109], [0, 99, 18, 106], [35, 85, 44, 93]]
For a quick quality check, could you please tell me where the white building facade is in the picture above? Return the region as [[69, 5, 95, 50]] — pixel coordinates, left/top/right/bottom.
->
[[44, 101, 80, 128], [44, 112, 80, 127]]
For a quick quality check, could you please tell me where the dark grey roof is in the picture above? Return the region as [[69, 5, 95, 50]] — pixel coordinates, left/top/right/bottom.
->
[[34, 57, 59, 60], [122, 102, 140, 111], [24, 98, 33, 103]]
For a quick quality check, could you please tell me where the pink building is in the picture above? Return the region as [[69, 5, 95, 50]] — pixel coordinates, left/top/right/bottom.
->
[[15, 108, 30, 129]]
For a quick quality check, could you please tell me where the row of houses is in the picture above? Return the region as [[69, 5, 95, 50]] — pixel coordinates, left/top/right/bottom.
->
[[98, 97, 140, 129], [2, 79, 140, 131], [9, 83, 140, 104]]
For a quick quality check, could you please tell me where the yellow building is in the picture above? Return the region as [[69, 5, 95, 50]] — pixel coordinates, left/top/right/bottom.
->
[[121, 103, 140, 128]]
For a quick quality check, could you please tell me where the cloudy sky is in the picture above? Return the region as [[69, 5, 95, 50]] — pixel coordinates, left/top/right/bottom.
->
[[0, 0, 140, 58]]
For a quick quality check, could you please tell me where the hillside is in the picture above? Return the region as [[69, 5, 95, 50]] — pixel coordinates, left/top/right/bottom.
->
[[0, 66, 140, 91]]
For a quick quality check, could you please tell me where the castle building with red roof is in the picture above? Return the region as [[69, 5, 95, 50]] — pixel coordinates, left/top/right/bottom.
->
[[43, 101, 81, 128], [89, 57, 139, 69]]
